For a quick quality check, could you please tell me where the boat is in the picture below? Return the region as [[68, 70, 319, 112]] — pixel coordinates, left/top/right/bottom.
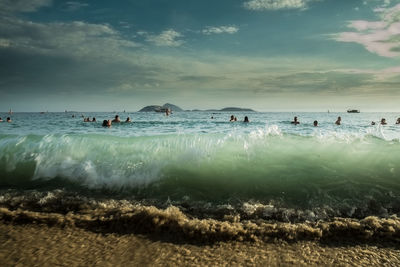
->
[[347, 109, 360, 113]]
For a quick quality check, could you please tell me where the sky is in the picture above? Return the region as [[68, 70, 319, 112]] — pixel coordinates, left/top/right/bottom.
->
[[0, 0, 399, 112]]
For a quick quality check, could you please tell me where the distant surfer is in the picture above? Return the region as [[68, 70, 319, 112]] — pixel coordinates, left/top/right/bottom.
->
[[244, 116, 249, 123], [112, 115, 121, 123], [313, 120, 318, 127], [381, 118, 387, 125], [291, 116, 299, 125], [335, 116, 341, 125]]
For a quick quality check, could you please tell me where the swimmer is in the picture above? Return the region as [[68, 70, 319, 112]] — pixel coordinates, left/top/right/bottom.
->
[[335, 116, 341, 125], [244, 116, 249, 123], [211, 116, 214, 119], [371, 121, 376, 125], [0, 117, 2, 122], [230, 115, 235, 122], [313, 120, 318, 127], [125, 117, 131, 122], [234, 117, 237, 121], [291, 116, 299, 125], [112, 115, 121, 123], [92, 117, 96, 122], [381, 118, 387, 125], [102, 120, 111, 127], [396, 118, 400, 124], [6, 117, 11, 123], [84, 117, 90, 122]]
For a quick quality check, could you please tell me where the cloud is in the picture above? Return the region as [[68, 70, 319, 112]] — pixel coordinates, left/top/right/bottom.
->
[[202, 26, 239, 35], [333, 3, 400, 58], [0, 0, 52, 13], [0, 17, 139, 58], [243, 0, 314, 11], [63, 1, 89, 11], [145, 30, 184, 47]]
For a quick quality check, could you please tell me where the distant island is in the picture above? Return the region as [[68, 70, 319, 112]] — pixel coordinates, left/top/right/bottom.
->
[[139, 103, 255, 112], [139, 103, 183, 112]]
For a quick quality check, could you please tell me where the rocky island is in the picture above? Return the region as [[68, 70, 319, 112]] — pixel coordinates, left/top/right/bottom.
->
[[139, 103, 183, 112], [139, 103, 255, 112]]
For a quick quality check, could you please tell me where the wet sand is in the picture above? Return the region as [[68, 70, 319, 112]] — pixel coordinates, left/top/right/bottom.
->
[[1, 192, 400, 266], [1, 222, 400, 266]]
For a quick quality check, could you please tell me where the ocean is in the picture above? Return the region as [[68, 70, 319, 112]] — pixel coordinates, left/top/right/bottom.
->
[[1, 111, 400, 243]]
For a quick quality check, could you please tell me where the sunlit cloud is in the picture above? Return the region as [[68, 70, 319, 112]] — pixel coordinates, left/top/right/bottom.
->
[[145, 29, 184, 47], [243, 0, 315, 11], [334, 3, 400, 58], [202, 26, 239, 35]]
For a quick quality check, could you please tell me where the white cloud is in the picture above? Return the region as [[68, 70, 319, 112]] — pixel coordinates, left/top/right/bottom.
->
[[334, 3, 400, 58], [202, 26, 239, 35], [0, 0, 52, 13], [243, 0, 313, 11], [64, 1, 88, 11], [146, 30, 184, 47]]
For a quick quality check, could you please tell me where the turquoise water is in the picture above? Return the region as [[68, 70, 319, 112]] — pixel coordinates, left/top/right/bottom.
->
[[1, 111, 400, 218]]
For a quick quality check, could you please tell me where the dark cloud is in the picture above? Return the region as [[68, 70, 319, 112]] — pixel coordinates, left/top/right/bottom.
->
[[179, 75, 226, 83], [0, 0, 52, 14]]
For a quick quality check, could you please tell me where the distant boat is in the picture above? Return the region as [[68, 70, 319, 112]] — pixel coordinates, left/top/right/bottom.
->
[[8, 108, 12, 114], [347, 109, 360, 113]]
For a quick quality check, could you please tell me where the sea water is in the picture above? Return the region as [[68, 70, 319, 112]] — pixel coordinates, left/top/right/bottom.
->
[[0, 111, 400, 222]]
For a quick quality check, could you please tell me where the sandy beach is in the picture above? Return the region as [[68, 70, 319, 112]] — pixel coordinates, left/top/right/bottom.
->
[[1, 202, 399, 266], [1, 222, 400, 266]]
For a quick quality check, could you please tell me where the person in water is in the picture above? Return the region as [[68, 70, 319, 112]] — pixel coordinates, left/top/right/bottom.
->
[[0, 117, 3, 122], [92, 117, 96, 122], [230, 115, 235, 122], [234, 116, 237, 121], [125, 117, 131, 122], [112, 115, 121, 122], [291, 116, 299, 125], [313, 120, 318, 127], [396, 118, 400, 124], [6, 117, 11, 123], [244, 116, 249, 123], [381, 118, 387, 125], [102, 120, 111, 127], [371, 121, 376, 125], [83, 117, 90, 122], [335, 116, 341, 125]]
